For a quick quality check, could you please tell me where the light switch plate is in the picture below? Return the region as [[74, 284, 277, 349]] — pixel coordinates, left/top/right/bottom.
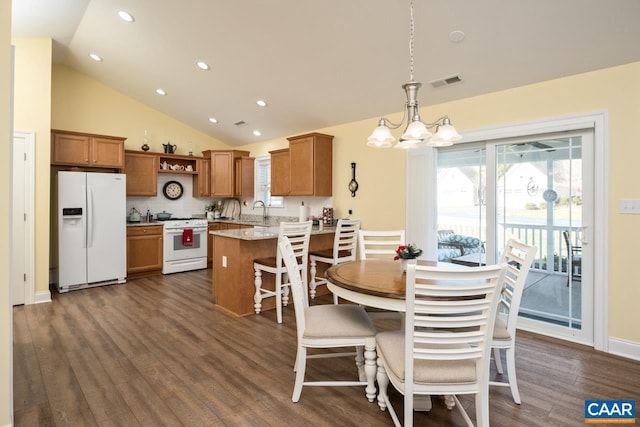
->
[[620, 199, 640, 214]]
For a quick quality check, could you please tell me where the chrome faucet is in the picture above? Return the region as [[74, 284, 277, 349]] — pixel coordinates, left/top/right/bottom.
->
[[252, 200, 268, 221]]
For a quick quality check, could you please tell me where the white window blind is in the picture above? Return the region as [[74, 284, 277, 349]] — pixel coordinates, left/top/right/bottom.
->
[[255, 156, 284, 207]]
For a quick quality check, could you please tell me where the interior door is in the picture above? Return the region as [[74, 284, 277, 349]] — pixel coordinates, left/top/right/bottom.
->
[[11, 133, 26, 305]]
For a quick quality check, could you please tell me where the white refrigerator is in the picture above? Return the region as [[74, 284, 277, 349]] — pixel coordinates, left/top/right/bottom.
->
[[57, 171, 127, 292]]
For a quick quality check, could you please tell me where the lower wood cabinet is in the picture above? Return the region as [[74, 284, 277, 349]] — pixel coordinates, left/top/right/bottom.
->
[[127, 225, 163, 277]]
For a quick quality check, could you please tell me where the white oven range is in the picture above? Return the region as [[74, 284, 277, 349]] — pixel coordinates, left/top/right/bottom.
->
[[161, 218, 208, 274]]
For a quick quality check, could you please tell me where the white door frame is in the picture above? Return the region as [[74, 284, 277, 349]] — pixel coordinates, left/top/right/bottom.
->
[[407, 111, 608, 351], [11, 129, 35, 305]]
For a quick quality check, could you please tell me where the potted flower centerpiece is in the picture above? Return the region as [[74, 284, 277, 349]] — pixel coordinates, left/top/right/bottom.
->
[[394, 243, 423, 272]]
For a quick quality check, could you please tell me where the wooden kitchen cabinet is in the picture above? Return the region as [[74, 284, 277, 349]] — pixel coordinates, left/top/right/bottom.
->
[[207, 222, 223, 265], [235, 157, 254, 197], [269, 148, 290, 196], [193, 158, 210, 197], [51, 129, 126, 168], [288, 133, 333, 196], [202, 150, 253, 197], [127, 225, 163, 278], [124, 151, 158, 196], [207, 222, 253, 266]]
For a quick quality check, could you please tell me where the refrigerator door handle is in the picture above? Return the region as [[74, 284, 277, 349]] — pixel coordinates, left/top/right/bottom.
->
[[82, 185, 88, 249], [87, 185, 94, 248]]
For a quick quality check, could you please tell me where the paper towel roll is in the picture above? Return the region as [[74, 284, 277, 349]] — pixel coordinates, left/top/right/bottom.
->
[[299, 205, 310, 222]]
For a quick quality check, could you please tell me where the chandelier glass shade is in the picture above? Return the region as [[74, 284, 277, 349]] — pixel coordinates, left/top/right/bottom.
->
[[367, 0, 462, 149]]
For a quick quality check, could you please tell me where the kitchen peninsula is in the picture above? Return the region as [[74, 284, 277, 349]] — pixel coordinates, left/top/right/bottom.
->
[[210, 226, 335, 316]]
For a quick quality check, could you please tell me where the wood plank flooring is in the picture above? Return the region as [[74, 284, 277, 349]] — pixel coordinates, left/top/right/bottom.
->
[[13, 269, 640, 426]]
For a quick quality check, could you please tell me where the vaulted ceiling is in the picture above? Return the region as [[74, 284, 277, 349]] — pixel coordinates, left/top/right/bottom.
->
[[12, 0, 640, 146]]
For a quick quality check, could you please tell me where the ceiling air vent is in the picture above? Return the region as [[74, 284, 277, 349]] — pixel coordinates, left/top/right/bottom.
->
[[429, 74, 462, 88], [234, 120, 247, 127]]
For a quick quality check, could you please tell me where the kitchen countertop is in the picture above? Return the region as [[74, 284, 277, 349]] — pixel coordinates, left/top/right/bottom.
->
[[210, 225, 336, 241]]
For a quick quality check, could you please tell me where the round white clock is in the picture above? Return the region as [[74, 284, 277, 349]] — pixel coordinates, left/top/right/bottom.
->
[[162, 180, 183, 200]]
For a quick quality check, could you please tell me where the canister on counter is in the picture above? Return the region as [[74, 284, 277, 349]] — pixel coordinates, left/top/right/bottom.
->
[[322, 207, 334, 225]]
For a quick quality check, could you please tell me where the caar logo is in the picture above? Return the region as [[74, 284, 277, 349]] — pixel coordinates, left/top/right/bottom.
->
[[585, 400, 636, 424]]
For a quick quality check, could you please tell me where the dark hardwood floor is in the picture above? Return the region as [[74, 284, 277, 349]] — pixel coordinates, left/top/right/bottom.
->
[[13, 270, 640, 426]]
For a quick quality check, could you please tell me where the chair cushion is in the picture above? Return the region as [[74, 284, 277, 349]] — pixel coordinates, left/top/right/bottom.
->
[[304, 304, 376, 339], [376, 330, 477, 384], [492, 314, 511, 341], [309, 249, 352, 259], [438, 248, 462, 261], [440, 234, 482, 249]]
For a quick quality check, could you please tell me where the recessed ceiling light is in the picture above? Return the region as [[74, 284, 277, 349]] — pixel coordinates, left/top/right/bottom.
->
[[253, 130, 262, 136], [89, 53, 103, 62], [196, 61, 210, 70], [156, 88, 167, 96], [256, 100, 268, 107], [208, 117, 218, 124], [118, 10, 135, 22], [449, 30, 465, 43]]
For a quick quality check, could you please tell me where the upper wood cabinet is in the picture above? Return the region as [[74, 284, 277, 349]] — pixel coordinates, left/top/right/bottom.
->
[[193, 158, 210, 197], [51, 129, 125, 168], [124, 151, 158, 196], [202, 150, 253, 197], [235, 157, 254, 197], [285, 132, 333, 196], [269, 148, 290, 196]]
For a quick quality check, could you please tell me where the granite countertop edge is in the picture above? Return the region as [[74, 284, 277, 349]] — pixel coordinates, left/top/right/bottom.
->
[[210, 226, 336, 241]]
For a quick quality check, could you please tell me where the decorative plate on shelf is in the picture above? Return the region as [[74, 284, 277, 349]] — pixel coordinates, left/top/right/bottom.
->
[[163, 180, 183, 200]]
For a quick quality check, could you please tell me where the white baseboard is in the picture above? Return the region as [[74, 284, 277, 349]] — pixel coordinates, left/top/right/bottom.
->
[[608, 337, 640, 361], [34, 290, 51, 304]]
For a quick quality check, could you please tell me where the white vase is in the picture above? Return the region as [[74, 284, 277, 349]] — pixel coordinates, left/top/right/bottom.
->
[[402, 258, 417, 272]]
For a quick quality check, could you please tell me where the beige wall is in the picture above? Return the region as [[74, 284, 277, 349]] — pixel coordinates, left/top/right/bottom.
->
[[1, 0, 12, 424], [12, 38, 52, 295], [240, 62, 640, 344], [52, 64, 230, 155]]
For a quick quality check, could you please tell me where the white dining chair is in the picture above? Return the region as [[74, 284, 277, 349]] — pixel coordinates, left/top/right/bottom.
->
[[376, 262, 505, 427], [253, 221, 312, 324], [490, 238, 537, 404], [278, 236, 378, 403], [357, 229, 406, 321], [358, 229, 405, 260], [309, 219, 360, 302]]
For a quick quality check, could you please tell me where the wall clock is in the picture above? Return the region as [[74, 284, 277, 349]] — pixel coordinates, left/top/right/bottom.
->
[[163, 180, 183, 200]]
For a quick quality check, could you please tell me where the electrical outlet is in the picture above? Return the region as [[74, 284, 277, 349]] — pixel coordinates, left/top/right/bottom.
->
[[348, 208, 353, 215], [222, 256, 227, 267]]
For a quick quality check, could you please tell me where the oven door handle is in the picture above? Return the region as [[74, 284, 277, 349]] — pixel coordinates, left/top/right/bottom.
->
[[164, 227, 208, 234]]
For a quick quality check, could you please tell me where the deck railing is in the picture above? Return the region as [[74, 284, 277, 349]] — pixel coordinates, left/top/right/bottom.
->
[[438, 222, 581, 274]]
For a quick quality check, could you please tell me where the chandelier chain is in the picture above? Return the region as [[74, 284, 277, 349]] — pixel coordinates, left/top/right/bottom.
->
[[409, 0, 415, 82]]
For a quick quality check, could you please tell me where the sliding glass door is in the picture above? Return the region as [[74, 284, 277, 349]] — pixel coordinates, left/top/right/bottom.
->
[[435, 131, 593, 343]]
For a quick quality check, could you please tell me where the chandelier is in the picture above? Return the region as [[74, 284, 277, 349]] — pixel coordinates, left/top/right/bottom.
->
[[367, 0, 462, 149]]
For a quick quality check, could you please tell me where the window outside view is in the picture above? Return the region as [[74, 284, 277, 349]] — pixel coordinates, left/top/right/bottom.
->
[[437, 137, 583, 328]]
